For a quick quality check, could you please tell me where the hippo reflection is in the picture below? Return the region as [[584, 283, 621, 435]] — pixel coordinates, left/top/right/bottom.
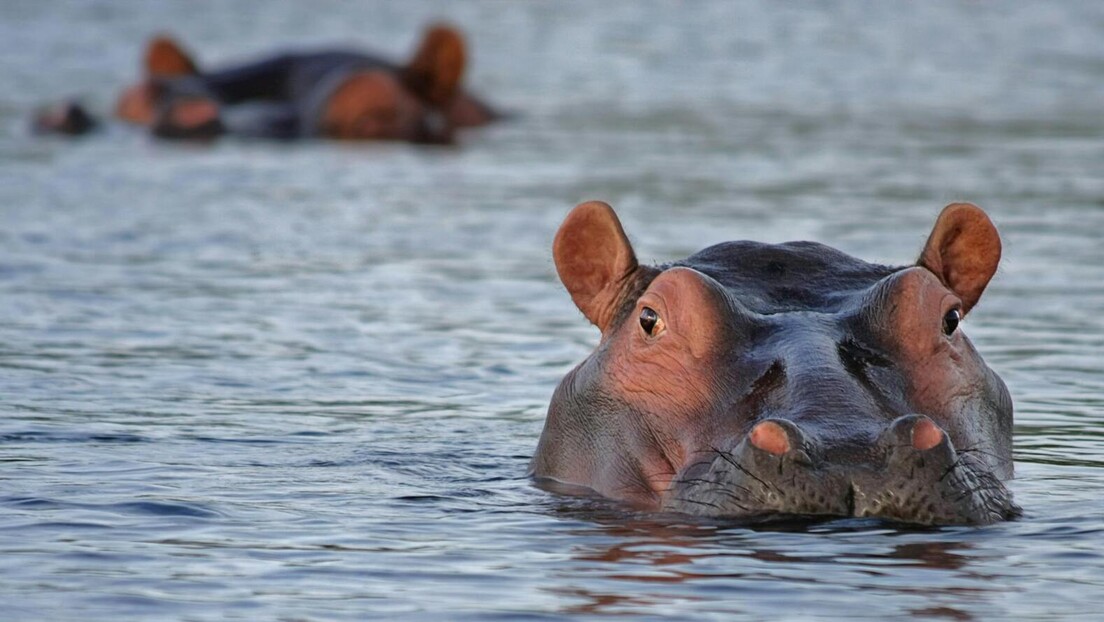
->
[[532, 201, 1019, 526]]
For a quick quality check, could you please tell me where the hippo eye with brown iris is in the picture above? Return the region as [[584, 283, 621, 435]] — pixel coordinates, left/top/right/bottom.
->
[[639, 307, 659, 336], [943, 308, 961, 336]]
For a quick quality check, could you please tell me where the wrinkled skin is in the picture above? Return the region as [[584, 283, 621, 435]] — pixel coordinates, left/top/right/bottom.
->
[[532, 201, 1019, 526]]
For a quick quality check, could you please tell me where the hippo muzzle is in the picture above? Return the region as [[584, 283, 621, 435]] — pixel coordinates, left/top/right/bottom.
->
[[667, 414, 1019, 525], [532, 201, 1018, 526]]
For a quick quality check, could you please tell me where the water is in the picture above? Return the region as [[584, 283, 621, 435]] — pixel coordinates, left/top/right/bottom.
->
[[2, 1, 1104, 619]]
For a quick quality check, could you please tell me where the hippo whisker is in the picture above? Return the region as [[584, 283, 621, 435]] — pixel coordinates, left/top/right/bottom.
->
[[674, 478, 715, 486], [957, 444, 1012, 466], [711, 447, 779, 493], [666, 456, 772, 506], [950, 480, 1008, 505], [939, 454, 971, 483], [672, 497, 725, 511], [673, 488, 757, 514], [682, 457, 725, 472], [673, 477, 764, 505], [696, 490, 756, 513]]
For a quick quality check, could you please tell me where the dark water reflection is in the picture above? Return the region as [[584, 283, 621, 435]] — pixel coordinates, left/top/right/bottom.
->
[[3, 0, 1104, 620]]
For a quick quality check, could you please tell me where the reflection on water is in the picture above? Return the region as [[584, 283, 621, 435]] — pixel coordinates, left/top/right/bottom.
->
[[546, 512, 992, 617], [2, 0, 1104, 620]]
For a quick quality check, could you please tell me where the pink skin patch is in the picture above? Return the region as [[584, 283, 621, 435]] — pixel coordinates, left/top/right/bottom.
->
[[170, 98, 219, 128], [750, 421, 790, 455], [911, 417, 944, 451], [116, 82, 158, 125]]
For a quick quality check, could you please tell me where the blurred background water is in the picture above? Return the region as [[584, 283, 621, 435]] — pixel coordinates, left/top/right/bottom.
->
[[2, 1, 1104, 619]]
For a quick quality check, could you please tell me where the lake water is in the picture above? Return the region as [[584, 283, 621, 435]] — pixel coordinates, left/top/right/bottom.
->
[[2, 1, 1104, 619]]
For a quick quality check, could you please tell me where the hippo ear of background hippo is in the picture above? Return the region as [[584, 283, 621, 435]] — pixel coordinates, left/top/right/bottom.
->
[[917, 203, 1002, 315], [403, 24, 466, 106], [146, 35, 199, 77], [553, 201, 640, 332]]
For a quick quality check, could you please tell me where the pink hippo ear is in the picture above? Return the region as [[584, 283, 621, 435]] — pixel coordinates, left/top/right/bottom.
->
[[403, 24, 467, 107], [553, 201, 640, 332], [145, 34, 199, 78], [917, 202, 1002, 315]]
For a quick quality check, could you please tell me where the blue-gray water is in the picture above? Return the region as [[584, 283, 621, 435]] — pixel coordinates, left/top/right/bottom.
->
[[2, 1, 1104, 619]]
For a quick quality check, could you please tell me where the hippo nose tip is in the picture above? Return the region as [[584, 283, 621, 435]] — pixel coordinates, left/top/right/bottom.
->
[[749, 419, 808, 457], [911, 416, 945, 451], [749, 421, 789, 455], [887, 414, 946, 452]]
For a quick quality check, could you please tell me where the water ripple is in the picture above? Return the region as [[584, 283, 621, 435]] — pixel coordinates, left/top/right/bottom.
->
[[2, 1, 1104, 620]]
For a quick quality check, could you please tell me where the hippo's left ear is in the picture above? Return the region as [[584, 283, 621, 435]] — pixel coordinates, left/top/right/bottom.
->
[[917, 202, 1001, 315], [554, 201, 640, 332]]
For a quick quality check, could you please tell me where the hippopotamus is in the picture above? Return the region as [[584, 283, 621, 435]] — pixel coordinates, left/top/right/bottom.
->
[[35, 24, 498, 144], [31, 100, 98, 136], [532, 201, 1019, 526]]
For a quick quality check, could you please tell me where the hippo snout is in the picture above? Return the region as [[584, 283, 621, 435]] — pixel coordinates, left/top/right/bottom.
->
[[665, 414, 1020, 525]]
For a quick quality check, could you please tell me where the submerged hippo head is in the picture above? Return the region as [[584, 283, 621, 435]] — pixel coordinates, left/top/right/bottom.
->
[[315, 70, 452, 144], [116, 35, 199, 126], [532, 201, 1018, 526]]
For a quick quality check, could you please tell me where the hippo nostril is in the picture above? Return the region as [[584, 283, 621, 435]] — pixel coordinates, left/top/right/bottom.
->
[[886, 414, 947, 453], [749, 421, 791, 456], [911, 417, 945, 451]]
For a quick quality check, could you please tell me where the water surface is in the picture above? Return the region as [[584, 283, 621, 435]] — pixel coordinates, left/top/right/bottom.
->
[[2, 1, 1104, 620]]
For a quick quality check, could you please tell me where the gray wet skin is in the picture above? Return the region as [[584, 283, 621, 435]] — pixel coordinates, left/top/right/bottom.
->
[[532, 201, 1019, 526]]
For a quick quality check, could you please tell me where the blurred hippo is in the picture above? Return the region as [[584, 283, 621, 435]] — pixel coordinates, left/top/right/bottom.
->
[[532, 201, 1019, 526], [31, 100, 98, 136], [36, 24, 498, 144]]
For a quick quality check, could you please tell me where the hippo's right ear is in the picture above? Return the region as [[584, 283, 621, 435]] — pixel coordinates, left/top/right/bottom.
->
[[917, 202, 1001, 315], [146, 35, 199, 78], [554, 201, 640, 332], [403, 24, 467, 106]]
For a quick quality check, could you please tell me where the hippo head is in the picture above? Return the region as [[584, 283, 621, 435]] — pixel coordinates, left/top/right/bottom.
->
[[532, 201, 1018, 526], [318, 23, 468, 144], [316, 70, 453, 144], [32, 100, 98, 136], [116, 35, 199, 126]]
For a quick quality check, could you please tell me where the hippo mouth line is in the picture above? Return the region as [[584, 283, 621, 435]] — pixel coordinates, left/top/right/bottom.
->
[[664, 427, 1020, 526], [667, 450, 1018, 526]]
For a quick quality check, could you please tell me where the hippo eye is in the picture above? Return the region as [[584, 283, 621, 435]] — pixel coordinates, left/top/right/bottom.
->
[[942, 308, 961, 336], [639, 307, 660, 336]]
